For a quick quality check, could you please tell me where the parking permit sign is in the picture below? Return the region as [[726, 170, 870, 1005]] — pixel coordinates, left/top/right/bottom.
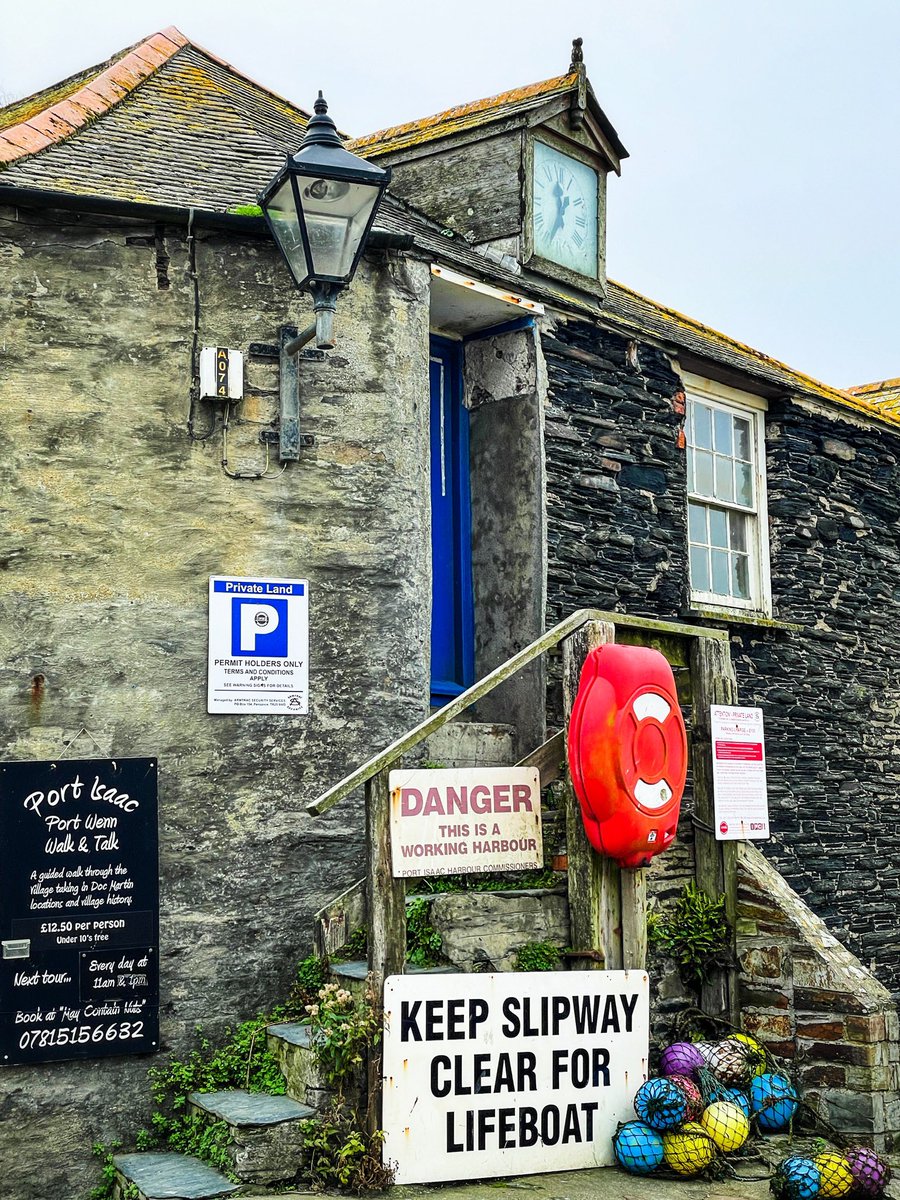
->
[[207, 577, 309, 714]]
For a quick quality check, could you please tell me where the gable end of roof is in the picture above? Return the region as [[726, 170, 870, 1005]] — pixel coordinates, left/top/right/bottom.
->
[[0, 28, 188, 169]]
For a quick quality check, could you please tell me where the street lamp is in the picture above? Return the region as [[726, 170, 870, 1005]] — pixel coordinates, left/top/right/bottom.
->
[[259, 92, 391, 352]]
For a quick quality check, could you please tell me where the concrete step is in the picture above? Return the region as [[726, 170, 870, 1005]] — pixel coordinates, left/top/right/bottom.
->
[[188, 1090, 315, 1186], [423, 721, 517, 768], [113, 1151, 239, 1200]]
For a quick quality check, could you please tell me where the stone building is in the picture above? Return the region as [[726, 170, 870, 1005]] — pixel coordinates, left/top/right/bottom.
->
[[1, 25, 899, 1197]]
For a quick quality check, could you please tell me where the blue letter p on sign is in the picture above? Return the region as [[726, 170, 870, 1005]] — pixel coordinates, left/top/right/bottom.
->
[[231, 598, 289, 657]]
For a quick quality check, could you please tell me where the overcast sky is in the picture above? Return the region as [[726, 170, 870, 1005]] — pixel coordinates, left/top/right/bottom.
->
[[2, 1, 898, 389]]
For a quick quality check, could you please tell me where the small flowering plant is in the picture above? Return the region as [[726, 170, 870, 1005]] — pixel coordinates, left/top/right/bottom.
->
[[303, 979, 382, 1095]]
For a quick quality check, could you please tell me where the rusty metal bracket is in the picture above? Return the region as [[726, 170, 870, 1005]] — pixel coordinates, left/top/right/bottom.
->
[[562, 948, 606, 965]]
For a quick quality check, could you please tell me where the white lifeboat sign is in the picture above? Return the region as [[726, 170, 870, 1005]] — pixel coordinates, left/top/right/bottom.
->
[[382, 971, 649, 1185], [207, 576, 309, 714], [711, 705, 769, 840], [388, 767, 542, 878]]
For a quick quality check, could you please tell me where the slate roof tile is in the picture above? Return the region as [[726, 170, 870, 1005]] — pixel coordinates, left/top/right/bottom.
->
[[0, 29, 889, 432], [0, 38, 310, 211]]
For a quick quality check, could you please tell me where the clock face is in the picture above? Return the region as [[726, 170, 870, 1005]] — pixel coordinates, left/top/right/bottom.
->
[[532, 141, 599, 278]]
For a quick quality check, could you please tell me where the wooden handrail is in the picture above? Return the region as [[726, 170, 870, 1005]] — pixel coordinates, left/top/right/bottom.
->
[[306, 607, 727, 816]]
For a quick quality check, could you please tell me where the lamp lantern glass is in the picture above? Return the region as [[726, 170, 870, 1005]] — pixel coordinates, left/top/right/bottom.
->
[[260, 93, 390, 292]]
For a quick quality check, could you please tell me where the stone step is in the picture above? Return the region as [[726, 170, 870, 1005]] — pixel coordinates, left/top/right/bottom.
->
[[266, 1023, 330, 1110], [329, 959, 456, 991], [188, 1090, 315, 1186], [113, 1151, 240, 1200]]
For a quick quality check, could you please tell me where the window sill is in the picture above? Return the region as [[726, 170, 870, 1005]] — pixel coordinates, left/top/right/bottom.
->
[[684, 606, 803, 632]]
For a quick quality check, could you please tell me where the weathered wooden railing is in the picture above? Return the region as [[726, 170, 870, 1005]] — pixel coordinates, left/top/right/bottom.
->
[[307, 607, 738, 1124]]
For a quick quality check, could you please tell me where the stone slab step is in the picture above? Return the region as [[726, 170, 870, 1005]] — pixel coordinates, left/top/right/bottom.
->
[[330, 959, 456, 982], [267, 1023, 328, 1109], [187, 1089, 314, 1186], [190, 1089, 314, 1127], [113, 1151, 239, 1200]]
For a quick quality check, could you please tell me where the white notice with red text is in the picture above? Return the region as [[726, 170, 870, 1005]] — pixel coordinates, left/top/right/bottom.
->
[[388, 767, 542, 878], [711, 705, 769, 840]]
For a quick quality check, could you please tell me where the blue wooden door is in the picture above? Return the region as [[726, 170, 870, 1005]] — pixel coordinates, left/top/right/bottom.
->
[[430, 337, 474, 705]]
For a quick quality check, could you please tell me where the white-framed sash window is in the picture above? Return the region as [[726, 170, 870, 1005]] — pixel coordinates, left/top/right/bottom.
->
[[684, 375, 771, 615]]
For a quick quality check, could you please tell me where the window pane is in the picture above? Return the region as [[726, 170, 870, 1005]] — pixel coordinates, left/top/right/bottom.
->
[[688, 502, 707, 543], [709, 507, 728, 548], [695, 450, 714, 496], [711, 549, 730, 596], [693, 403, 712, 450], [690, 545, 710, 592], [686, 452, 694, 491], [715, 455, 735, 502], [714, 409, 733, 455], [736, 461, 753, 506], [732, 554, 750, 599], [729, 511, 748, 552], [735, 418, 752, 461]]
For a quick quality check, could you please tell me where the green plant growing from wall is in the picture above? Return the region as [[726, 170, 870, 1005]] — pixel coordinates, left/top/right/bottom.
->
[[405, 896, 444, 966], [647, 880, 732, 990], [514, 940, 564, 972], [300, 976, 393, 1192], [301, 1106, 394, 1193], [302, 980, 381, 1095]]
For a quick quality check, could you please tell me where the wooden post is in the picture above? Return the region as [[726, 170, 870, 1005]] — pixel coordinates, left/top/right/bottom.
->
[[689, 636, 739, 1021], [620, 869, 648, 972], [563, 620, 616, 970], [365, 764, 405, 1132]]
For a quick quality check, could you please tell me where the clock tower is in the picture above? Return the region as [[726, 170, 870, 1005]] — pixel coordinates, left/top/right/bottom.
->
[[349, 39, 627, 300]]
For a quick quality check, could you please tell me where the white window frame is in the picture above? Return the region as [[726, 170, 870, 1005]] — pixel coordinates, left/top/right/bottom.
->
[[683, 373, 772, 618]]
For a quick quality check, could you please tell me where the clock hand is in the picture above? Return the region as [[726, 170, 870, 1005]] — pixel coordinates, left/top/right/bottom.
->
[[548, 193, 570, 242]]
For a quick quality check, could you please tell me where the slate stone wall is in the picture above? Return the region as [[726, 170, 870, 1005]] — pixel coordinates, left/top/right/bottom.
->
[[0, 205, 432, 1199], [542, 315, 900, 1003]]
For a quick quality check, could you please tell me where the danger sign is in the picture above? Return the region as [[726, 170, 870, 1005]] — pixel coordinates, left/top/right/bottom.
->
[[381, 971, 649, 1184], [388, 767, 542, 878]]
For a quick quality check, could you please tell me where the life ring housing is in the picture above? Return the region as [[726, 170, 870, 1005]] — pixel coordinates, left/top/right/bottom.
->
[[567, 643, 687, 868]]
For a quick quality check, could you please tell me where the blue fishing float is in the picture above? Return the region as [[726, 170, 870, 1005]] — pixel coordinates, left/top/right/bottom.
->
[[749, 1072, 798, 1131], [771, 1155, 821, 1200], [612, 1121, 665, 1175], [633, 1076, 688, 1131]]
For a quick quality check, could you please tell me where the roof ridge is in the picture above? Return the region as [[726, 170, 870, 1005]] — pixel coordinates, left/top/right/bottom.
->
[[847, 377, 900, 396], [607, 278, 856, 406], [0, 27, 189, 169], [349, 69, 577, 153], [178, 40, 311, 126]]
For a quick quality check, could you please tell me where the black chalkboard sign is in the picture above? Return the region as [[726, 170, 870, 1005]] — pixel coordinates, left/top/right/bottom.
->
[[0, 758, 159, 1065]]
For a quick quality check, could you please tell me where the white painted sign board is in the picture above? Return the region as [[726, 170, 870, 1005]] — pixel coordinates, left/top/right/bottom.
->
[[388, 767, 542, 878], [207, 576, 309, 714], [711, 705, 769, 840], [382, 971, 649, 1185]]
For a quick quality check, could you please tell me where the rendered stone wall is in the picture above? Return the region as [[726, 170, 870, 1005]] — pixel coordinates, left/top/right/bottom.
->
[[542, 314, 900, 1002], [0, 205, 432, 1199]]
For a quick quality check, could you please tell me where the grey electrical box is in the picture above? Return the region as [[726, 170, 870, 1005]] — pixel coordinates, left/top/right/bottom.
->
[[200, 346, 244, 400]]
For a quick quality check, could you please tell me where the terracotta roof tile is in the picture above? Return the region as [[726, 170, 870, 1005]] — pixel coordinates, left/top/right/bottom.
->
[[24, 109, 78, 140], [0, 124, 53, 154], [0, 43, 310, 211], [0, 28, 190, 170]]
